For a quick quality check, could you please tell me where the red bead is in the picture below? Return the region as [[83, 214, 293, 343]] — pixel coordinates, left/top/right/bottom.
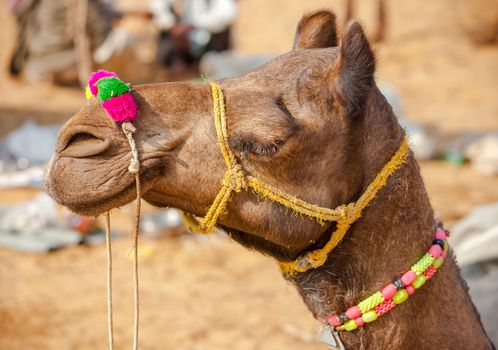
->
[[382, 284, 397, 299], [328, 315, 342, 326], [428, 244, 442, 258], [406, 285, 415, 295], [435, 228, 447, 240], [346, 306, 361, 319], [355, 317, 365, 326], [401, 271, 417, 285], [441, 250, 447, 258]]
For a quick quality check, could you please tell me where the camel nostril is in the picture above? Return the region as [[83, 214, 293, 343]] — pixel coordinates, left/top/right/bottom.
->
[[60, 132, 111, 158]]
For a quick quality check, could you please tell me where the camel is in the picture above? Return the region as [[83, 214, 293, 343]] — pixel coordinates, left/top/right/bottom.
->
[[45, 10, 494, 349]]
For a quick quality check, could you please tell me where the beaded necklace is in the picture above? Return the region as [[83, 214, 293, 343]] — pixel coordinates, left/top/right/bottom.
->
[[327, 226, 449, 332]]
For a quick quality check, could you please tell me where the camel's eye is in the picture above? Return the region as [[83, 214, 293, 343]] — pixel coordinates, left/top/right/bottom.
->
[[230, 96, 299, 157]]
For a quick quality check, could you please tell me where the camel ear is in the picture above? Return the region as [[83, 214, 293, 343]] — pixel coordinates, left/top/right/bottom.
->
[[333, 21, 376, 117], [293, 10, 338, 49]]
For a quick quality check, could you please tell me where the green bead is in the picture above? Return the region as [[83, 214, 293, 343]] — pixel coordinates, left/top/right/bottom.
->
[[362, 310, 378, 323], [444, 241, 449, 251], [413, 275, 427, 289], [432, 256, 444, 269], [96, 77, 130, 101], [393, 289, 409, 304], [344, 319, 359, 331]]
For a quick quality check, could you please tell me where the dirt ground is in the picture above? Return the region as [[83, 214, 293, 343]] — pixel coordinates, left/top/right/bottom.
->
[[0, 1, 498, 349]]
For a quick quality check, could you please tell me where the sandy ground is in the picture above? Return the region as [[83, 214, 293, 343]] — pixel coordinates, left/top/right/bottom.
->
[[0, 0, 498, 349]]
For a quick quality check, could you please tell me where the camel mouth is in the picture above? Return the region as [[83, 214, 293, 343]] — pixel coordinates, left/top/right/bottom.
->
[[47, 166, 158, 216], [60, 132, 111, 158]]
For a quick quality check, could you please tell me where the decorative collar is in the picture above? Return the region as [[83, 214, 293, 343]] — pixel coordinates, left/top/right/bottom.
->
[[324, 226, 448, 336]]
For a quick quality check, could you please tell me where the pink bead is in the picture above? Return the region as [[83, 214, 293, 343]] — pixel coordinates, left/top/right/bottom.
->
[[401, 271, 417, 285], [441, 250, 447, 258], [406, 285, 415, 295], [428, 244, 442, 258], [328, 315, 342, 326], [382, 284, 397, 299], [346, 306, 361, 319], [355, 317, 365, 326], [435, 228, 447, 240]]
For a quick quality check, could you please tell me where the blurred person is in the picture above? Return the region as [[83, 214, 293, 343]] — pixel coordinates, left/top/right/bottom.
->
[[8, 0, 119, 85], [150, 0, 238, 77]]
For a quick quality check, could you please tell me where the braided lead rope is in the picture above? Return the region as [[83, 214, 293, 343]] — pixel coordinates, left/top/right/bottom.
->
[[104, 126, 141, 350], [105, 212, 114, 350]]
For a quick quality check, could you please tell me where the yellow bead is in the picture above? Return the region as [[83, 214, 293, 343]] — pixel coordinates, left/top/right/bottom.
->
[[344, 319, 359, 331], [444, 241, 449, 251], [432, 256, 444, 269], [393, 289, 409, 304], [413, 275, 427, 289], [362, 310, 378, 323]]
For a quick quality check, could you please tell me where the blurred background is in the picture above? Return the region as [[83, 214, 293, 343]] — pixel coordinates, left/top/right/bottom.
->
[[0, 0, 497, 349]]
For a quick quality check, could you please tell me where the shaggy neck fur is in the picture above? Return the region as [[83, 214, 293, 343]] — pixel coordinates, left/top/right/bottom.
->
[[293, 91, 493, 349]]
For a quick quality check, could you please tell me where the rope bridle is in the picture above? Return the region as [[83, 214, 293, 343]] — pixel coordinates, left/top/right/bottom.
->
[[183, 81, 410, 279]]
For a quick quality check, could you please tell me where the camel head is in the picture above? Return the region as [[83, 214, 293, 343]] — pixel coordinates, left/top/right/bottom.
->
[[46, 10, 392, 261]]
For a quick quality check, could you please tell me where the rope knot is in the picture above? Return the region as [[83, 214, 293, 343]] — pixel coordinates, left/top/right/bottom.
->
[[222, 164, 246, 192]]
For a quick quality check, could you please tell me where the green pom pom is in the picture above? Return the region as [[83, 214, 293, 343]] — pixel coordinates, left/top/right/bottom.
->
[[95, 77, 130, 101]]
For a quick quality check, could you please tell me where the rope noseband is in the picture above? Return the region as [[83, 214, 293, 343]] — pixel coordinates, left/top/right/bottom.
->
[[183, 81, 410, 279]]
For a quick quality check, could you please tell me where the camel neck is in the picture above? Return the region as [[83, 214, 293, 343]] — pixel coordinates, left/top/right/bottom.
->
[[292, 150, 492, 349]]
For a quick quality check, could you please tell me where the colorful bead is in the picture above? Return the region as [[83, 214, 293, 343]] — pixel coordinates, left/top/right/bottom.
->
[[358, 292, 384, 314], [401, 271, 417, 285], [406, 285, 415, 295], [432, 239, 445, 249], [336, 325, 346, 332], [381, 284, 397, 299], [346, 306, 361, 320], [393, 278, 405, 290], [441, 250, 447, 258], [428, 244, 442, 258], [392, 289, 409, 304], [423, 266, 437, 280], [374, 299, 396, 316], [444, 241, 449, 251], [328, 315, 342, 326], [355, 317, 365, 326], [362, 310, 378, 323], [338, 313, 349, 323], [432, 256, 444, 269], [435, 228, 447, 240], [412, 275, 427, 289], [344, 319, 358, 331]]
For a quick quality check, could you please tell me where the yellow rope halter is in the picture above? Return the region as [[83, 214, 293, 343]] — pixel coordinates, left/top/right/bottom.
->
[[183, 81, 410, 278]]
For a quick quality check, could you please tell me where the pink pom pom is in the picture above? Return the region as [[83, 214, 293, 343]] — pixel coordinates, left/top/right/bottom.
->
[[87, 70, 118, 97], [101, 92, 137, 123]]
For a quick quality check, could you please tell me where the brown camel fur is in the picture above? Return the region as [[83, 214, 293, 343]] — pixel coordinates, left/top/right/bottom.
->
[[45, 10, 494, 349]]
